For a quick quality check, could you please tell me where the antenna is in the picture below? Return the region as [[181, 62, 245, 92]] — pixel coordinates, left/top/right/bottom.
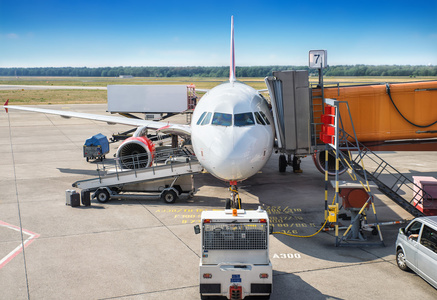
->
[[229, 16, 236, 82]]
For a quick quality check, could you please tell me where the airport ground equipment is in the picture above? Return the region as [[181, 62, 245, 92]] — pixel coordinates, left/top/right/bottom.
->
[[322, 98, 384, 246], [72, 147, 202, 204], [107, 85, 188, 114], [195, 207, 272, 300], [83, 133, 109, 162], [267, 69, 437, 175], [321, 98, 436, 245], [265, 70, 312, 173]]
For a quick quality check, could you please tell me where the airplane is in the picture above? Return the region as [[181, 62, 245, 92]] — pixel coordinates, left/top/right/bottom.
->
[[3, 16, 275, 209]]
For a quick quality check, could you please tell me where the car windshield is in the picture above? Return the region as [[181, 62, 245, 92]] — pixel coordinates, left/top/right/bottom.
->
[[212, 112, 232, 126], [234, 112, 255, 127]]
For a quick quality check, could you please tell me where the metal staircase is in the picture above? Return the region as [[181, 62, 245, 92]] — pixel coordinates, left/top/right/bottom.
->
[[337, 131, 430, 217]]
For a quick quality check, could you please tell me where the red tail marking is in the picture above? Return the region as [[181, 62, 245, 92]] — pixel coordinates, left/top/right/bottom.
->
[[4, 99, 9, 113]]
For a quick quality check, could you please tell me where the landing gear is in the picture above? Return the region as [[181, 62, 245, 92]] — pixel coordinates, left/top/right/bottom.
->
[[292, 155, 302, 173], [278, 154, 302, 173], [279, 155, 287, 172], [228, 180, 241, 209]]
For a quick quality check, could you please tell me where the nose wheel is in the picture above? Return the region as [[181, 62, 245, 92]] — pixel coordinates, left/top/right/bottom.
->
[[227, 181, 241, 209]]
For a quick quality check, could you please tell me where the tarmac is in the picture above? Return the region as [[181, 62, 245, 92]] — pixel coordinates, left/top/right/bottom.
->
[[1, 104, 436, 299]]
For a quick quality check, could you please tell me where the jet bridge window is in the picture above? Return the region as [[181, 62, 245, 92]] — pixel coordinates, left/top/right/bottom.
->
[[212, 112, 232, 126], [200, 112, 212, 125], [234, 112, 255, 127]]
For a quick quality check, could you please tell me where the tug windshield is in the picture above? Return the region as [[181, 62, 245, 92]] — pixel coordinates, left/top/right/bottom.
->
[[203, 223, 267, 250]]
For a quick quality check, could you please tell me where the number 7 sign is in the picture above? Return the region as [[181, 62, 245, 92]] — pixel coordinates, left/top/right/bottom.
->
[[309, 50, 327, 69]]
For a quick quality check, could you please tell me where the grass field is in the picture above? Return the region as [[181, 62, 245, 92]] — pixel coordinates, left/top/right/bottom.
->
[[1, 76, 436, 105]]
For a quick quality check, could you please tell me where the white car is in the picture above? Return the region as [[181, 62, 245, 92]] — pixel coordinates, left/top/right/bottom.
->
[[396, 216, 437, 289]]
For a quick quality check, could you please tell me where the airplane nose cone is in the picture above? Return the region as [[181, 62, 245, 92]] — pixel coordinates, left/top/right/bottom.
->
[[206, 127, 270, 181]]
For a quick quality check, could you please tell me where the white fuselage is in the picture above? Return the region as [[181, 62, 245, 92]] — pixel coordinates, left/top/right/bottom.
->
[[191, 81, 274, 182]]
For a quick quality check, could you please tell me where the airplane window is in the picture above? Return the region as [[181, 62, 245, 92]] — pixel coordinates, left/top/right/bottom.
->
[[212, 112, 232, 126], [234, 112, 255, 127], [201, 112, 212, 125], [254, 112, 266, 125], [196, 112, 207, 125], [259, 111, 271, 125]]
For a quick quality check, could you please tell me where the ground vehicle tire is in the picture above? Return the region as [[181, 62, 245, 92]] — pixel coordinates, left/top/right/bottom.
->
[[396, 248, 410, 271], [162, 189, 178, 204], [95, 189, 110, 203], [279, 154, 287, 172]]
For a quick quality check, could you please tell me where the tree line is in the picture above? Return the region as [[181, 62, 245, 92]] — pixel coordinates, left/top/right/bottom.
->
[[0, 65, 435, 77]]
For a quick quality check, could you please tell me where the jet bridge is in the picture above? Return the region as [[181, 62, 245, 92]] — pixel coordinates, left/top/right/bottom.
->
[[265, 70, 313, 172]]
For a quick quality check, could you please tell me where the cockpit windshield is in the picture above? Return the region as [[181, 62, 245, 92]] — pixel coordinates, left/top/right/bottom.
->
[[212, 112, 232, 126], [196, 111, 268, 127], [201, 112, 212, 125], [234, 112, 255, 127], [196, 111, 207, 125]]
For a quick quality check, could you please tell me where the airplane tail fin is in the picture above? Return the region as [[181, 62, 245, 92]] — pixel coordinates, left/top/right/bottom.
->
[[229, 16, 236, 82], [4, 99, 9, 113]]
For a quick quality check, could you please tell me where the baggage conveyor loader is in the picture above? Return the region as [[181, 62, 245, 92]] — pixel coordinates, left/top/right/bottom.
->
[[72, 148, 203, 204]]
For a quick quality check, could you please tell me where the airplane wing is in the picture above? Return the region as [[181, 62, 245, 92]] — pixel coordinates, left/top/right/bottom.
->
[[3, 101, 191, 137]]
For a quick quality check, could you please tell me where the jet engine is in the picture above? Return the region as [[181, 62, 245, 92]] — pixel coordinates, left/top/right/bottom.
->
[[116, 136, 155, 169], [312, 149, 347, 176]]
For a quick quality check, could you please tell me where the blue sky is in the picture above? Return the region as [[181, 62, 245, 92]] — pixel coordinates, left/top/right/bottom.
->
[[1, 0, 436, 67]]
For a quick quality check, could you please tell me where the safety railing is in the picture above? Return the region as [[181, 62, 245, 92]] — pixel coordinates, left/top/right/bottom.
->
[[93, 147, 197, 183], [338, 131, 430, 217]]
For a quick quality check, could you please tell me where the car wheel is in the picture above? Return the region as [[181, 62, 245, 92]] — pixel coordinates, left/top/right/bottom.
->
[[396, 248, 410, 271]]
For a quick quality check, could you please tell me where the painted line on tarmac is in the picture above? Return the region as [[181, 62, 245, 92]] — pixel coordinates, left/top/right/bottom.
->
[[0, 220, 40, 269]]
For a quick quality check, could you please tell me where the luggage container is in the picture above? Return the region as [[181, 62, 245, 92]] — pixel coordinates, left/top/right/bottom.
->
[[65, 190, 80, 207], [83, 133, 109, 162]]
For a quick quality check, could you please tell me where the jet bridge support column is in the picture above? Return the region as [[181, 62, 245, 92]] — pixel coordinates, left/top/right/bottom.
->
[[265, 70, 312, 173]]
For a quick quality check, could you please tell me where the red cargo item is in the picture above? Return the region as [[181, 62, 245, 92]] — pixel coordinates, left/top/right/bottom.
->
[[325, 105, 335, 115], [413, 176, 437, 216], [321, 114, 335, 125], [339, 188, 371, 209]]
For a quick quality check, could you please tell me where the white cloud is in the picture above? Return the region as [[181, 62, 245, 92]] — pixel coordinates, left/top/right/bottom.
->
[[7, 33, 19, 39]]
